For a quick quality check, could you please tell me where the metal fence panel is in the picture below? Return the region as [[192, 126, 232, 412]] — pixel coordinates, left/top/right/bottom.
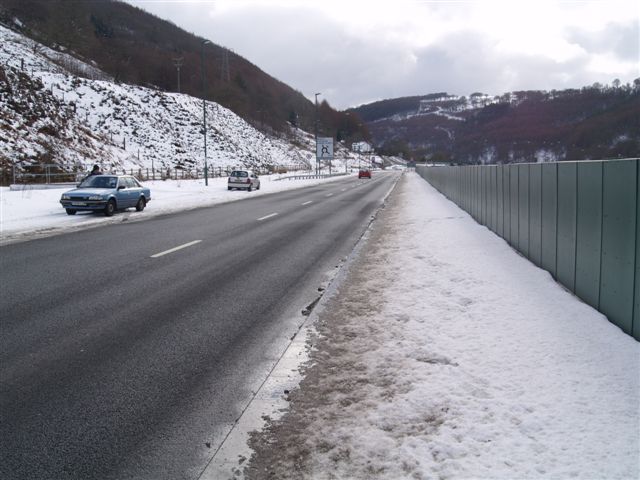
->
[[497, 165, 504, 237], [556, 162, 578, 292], [518, 164, 530, 257], [575, 162, 603, 308], [490, 167, 496, 231], [510, 166, 519, 247], [492, 166, 498, 232], [503, 167, 511, 244], [478, 167, 487, 225], [529, 164, 543, 267], [485, 167, 490, 230], [463, 167, 468, 216], [475, 167, 481, 222], [484, 167, 490, 229], [541, 163, 558, 278], [600, 160, 637, 334]]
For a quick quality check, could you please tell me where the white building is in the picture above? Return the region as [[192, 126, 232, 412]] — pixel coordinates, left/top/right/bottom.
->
[[352, 141, 373, 153]]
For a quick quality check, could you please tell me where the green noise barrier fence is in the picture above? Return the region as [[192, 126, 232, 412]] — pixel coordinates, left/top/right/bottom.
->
[[416, 159, 639, 341]]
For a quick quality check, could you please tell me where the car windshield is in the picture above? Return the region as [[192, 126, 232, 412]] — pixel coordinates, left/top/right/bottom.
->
[[231, 171, 248, 177], [78, 176, 118, 188]]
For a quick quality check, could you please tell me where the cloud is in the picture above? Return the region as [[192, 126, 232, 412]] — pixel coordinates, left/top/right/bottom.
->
[[568, 20, 640, 61], [125, 0, 640, 109]]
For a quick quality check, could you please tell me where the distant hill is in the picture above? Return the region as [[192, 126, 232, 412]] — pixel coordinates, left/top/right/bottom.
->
[[0, 0, 363, 139], [351, 87, 640, 163]]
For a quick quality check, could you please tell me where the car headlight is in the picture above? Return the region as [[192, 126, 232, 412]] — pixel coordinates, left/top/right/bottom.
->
[[61, 194, 70, 200], [88, 195, 104, 200]]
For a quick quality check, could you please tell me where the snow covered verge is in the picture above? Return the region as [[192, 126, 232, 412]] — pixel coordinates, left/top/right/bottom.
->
[[0, 23, 316, 176], [244, 172, 640, 479]]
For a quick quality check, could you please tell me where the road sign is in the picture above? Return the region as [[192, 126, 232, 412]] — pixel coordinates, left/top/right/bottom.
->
[[316, 137, 333, 160]]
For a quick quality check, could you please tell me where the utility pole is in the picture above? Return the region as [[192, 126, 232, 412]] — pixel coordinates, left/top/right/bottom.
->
[[315, 92, 321, 175], [173, 57, 184, 93], [201, 40, 211, 186]]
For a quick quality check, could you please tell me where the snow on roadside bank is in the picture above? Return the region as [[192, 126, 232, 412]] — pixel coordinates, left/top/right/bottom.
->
[[245, 172, 640, 479]]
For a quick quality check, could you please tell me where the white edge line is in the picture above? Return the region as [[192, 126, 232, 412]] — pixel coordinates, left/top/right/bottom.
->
[[257, 212, 279, 221], [301, 201, 313, 206], [151, 240, 202, 258]]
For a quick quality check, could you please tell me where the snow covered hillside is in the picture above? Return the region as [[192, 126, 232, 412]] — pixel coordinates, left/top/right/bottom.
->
[[0, 23, 314, 177]]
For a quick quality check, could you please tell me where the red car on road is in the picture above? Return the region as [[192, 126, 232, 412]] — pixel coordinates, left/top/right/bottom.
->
[[358, 169, 371, 179]]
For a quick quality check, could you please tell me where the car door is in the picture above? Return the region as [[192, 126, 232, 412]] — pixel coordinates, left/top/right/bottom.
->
[[126, 177, 142, 207], [116, 177, 135, 208]]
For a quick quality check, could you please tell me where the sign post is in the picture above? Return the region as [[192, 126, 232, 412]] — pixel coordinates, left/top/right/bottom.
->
[[316, 137, 333, 175]]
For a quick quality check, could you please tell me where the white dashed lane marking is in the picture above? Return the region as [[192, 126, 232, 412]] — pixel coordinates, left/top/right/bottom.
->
[[257, 213, 279, 221], [151, 240, 202, 258]]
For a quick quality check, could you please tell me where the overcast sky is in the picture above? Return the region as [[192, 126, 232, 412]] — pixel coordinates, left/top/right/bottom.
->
[[125, 0, 639, 109]]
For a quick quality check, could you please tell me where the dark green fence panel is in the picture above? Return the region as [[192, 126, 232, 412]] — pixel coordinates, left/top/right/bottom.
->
[[557, 162, 578, 292], [541, 164, 558, 278], [478, 167, 484, 223], [482, 167, 489, 226], [468, 167, 473, 213], [518, 164, 530, 257], [497, 166, 504, 237], [529, 164, 543, 267], [477, 166, 482, 221], [510, 166, 519, 247], [488, 167, 495, 232], [479, 167, 485, 224], [575, 162, 603, 308], [600, 160, 637, 335], [470, 167, 476, 220], [503, 167, 512, 244], [465, 167, 471, 212], [475, 166, 481, 221]]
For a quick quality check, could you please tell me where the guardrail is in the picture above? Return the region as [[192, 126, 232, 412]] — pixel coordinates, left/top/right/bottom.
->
[[274, 173, 349, 181], [417, 159, 639, 341]]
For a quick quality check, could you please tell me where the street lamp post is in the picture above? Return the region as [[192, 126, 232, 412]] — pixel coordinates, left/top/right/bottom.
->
[[314, 92, 321, 175], [201, 40, 211, 186]]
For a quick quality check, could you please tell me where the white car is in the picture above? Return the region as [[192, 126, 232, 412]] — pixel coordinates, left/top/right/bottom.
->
[[228, 170, 261, 191]]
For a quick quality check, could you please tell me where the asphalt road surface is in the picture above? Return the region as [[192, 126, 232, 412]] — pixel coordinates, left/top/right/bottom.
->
[[0, 172, 400, 480]]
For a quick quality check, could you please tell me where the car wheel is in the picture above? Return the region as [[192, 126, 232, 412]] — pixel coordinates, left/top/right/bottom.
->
[[105, 199, 116, 217], [248, 184, 252, 192], [256, 183, 260, 190], [66, 209, 77, 215], [228, 187, 232, 191], [135, 197, 146, 212]]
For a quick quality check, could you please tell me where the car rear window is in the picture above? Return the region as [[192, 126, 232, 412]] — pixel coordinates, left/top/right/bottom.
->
[[231, 171, 248, 177]]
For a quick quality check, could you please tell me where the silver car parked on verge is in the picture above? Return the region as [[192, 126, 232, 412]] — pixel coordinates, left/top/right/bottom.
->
[[228, 170, 260, 191]]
